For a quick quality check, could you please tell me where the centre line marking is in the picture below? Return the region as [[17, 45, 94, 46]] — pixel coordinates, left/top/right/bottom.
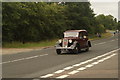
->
[[1, 54, 48, 64], [40, 54, 48, 56], [94, 42, 106, 45], [94, 38, 117, 46]]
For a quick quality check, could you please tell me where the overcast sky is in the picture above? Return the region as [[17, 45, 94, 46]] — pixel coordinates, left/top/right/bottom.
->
[[90, 1, 119, 21]]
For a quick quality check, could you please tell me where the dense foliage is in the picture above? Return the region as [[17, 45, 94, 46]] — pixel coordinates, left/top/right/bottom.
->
[[96, 14, 118, 30], [2, 2, 118, 43]]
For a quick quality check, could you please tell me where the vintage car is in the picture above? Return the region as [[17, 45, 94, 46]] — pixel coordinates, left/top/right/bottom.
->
[[55, 30, 91, 54]]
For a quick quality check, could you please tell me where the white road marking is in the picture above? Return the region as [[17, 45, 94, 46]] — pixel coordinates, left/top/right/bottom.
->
[[1, 54, 48, 64], [97, 59, 104, 62], [92, 57, 99, 60], [85, 64, 94, 68], [68, 70, 79, 74], [56, 75, 69, 78], [86, 59, 94, 62], [40, 54, 48, 56], [94, 42, 106, 45], [110, 53, 116, 56], [105, 56, 111, 59], [77, 67, 86, 71], [11, 58, 25, 62], [73, 63, 82, 67], [103, 54, 116, 60], [1, 61, 11, 64], [94, 38, 117, 46], [92, 62, 99, 65], [54, 70, 64, 74], [74, 49, 118, 67], [64, 66, 73, 70], [40, 49, 119, 78], [25, 56, 37, 59], [92, 54, 117, 65], [40, 74, 54, 78], [68, 53, 117, 77], [79, 61, 88, 64]]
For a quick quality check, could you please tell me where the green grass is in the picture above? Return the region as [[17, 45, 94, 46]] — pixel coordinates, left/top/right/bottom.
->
[[89, 32, 112, 41], [3, 32, 112, 48], [3, 39, 58, 48]]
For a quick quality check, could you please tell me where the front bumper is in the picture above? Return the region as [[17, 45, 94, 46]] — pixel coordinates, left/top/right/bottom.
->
[[56, 47, 74, 49], [55, 44, 76, 49], [55, 41, 77, 50]]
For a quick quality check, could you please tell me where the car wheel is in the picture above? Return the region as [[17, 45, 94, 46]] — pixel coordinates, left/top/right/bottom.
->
[[85, 47, 89, 51], [56, 49, 61, 54], [74, 46, 80, 54]]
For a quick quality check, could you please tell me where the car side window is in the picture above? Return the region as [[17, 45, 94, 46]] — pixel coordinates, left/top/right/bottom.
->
[[79, 32, 88, 39], [79, 32, 83, 39], [82, 32, 87, 39]]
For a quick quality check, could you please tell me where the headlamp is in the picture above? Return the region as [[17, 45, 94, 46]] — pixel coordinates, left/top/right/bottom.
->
[[69, 39, 72, 43], [58, 39, 62, 43]]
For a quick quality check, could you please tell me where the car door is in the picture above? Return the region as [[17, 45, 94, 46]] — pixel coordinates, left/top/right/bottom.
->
[[78, 32, 84, 48], [78, 32, 88, 48], [82, 32, 88, 48]]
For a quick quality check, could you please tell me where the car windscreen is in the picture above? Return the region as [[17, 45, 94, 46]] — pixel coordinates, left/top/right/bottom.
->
[[64, 32, 79, 37]]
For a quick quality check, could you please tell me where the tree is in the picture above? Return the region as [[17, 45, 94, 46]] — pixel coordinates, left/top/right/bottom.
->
[[96, 14, 117, 30], [2, 2, 118, 44]]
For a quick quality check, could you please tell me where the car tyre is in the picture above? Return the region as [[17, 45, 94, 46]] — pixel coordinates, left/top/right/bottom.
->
[[74, 46, 80, 54], [85, 47, 89, 51], [56, 49, 61, 54]]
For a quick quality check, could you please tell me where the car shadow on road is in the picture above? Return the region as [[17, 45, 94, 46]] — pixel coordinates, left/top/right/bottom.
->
[[58, 50, 91, 55]]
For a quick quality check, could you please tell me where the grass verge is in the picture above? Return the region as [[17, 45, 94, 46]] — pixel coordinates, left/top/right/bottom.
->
[[89, 32, 112, 40], [3, 32, 112, 48], [3, 39, 57, 48]]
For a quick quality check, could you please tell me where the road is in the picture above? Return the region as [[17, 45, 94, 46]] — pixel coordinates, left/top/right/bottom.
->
[[2, 34, 119, 79]]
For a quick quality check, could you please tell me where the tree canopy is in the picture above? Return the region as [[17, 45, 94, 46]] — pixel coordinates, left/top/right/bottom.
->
[[2, 2, 118, 43]]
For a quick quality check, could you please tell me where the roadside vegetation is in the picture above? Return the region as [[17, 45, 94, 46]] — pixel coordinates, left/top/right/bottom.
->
[[3, 32, 112, 48], [89, 32, 112, 40], [3, 39, 57, 48], [2, 2, 118, 48]]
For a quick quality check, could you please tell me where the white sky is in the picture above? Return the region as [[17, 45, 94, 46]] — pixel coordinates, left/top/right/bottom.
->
[[90, 1, 119, 20]]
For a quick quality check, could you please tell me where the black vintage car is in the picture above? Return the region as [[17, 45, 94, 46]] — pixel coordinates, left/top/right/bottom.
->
[[55, 30, 91, 54]]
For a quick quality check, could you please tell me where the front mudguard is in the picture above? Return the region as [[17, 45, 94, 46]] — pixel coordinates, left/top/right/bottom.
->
[[55, 42, 61, 48], [70, 41, 78, 49], [55, 41, 78, 49], [88, 41, 91, 47]]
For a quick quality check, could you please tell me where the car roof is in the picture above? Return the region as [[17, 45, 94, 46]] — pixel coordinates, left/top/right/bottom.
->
[[64, 30, 87, 33]]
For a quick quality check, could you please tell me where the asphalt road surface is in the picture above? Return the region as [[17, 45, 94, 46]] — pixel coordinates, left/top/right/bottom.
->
[[2, 34, 119, 79]]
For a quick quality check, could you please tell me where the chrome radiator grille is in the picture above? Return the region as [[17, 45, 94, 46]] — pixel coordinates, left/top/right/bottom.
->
[[62, 39, 68, 47]]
